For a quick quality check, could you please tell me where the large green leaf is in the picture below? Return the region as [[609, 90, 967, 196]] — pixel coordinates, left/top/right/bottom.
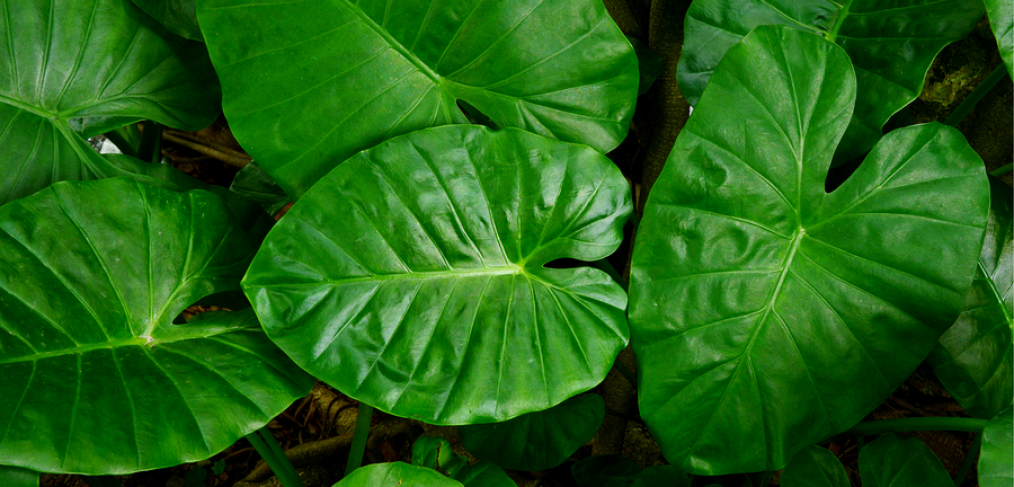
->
[[0, 466, 38, 487], [930, 177, 1013, 419], [858, 434, 952, 487], [0, 0, 220, 204], [130, 0, 202, 41], [676, 0, 983, 163], [629, 26, 989, 475], [459, 393, 604, 471], [985, 0, 1014, 77], [198, 0, 638, 198], [243, 126, 631, 425], [0, 178, 313, 474], [780, 446, 849, 487], [336, 463, 462, 487], [980, 405, 1014, 487]]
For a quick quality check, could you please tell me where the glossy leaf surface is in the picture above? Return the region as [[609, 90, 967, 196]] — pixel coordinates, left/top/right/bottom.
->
[[453, 463, 514, 487], [0, 466, 38, 487], [0, 179, 313, 474], [985, 0, 1014, 77], [0, 0, 220, 204], [244, 126, 631, 424], [335, 462, 462, 487], [676, 0, 983, 163], [460, 393, 604, 471], [780, 446, 849, 487], [630, 27, 989, 475], [230, 161, 290, 216], [198, 0, 638, 198], [980, 405, 1014, 487], [858, 434, 952, 487], [930, 177, 1013, 418], [130, 0, 202, 41]]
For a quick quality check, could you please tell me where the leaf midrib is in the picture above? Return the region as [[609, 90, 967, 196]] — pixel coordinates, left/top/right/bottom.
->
[[344, 0, 441, 84], [259, 264, 525, 286]]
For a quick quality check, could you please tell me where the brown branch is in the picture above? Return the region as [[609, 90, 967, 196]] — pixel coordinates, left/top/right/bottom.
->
[[161, 130, 252, 168]]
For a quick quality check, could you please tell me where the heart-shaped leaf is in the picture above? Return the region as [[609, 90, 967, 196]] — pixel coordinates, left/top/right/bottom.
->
[[243, 125, 631, 424], [985, 0, 1013, 77], [459, 393, 605, 471], [980, 405, 1014, 487], [0, 0, 220, 204], [129, 0, 202, 41], [780, 446, 849, 487], [930, 177, 1013, 419], [629, 26, 989, 475], [858, 434, 952, 487], [0, 178, 313, 474], [0, 466, 37, 487], [337, 463, 462, 487], [198, 0, 638, 198], [676, 0, 983, 163]]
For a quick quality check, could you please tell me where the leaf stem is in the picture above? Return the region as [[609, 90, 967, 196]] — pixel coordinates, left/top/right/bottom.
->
[[953, 432, 981, 486], [137, 121, 162, 163], [945, 64, 1009, 127], [989, 163, 1012, 176], [245, 428, 304, 487], [613, 360, 637, 386], [842, 417, 987, 437], [345, 403, 374, 476]]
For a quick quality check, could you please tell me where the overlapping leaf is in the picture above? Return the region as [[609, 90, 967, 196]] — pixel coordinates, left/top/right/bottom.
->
[[0, 178, 313, 474], [980, 405, 1014, 487], [676, 0, 983, 163], [0, 0, 220, 204], [630, 27, 989, 475], [337, 463, 462, 487], [198, 0, 638, 198], [858, 434, 953, 487], [243, 126, 631, 425], [930, 177, 1013, 419], [130, 0, 202, 41], [413, 437, 513, 487], [985, 0, 1013, 77], [780, 446, 849, 487], [460, 394, 604, 471]]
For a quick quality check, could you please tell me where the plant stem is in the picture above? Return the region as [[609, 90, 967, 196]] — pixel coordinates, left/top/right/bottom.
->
[[245, 428, 304, 487], [842, 417, 987, 437], [945, 64, 1009, 127], [614, 360, 637, 386], [954, 433, 981, 486], [345, 403, 374, 476], [989, 163, 1012, 176], [259, 427, 303, 485]]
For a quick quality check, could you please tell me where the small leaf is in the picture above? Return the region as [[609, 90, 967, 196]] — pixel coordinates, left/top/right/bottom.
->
[[571, 455, 639, 487], [335, 463, 462, 487], [0, 179, 313, 474], [781, 446, 849, 487], [980, 405, 1014, 487], [243, 126, 631, 424], [199, 0, 639, 198], [930, 177, 1014, 418], [212, 460, 226, 476], [229, 162, 291, 216], [453, 463, 514, 487], [858, 434, 952, 487], [413, 437, 467, 477], [460, 394, 605, 471]]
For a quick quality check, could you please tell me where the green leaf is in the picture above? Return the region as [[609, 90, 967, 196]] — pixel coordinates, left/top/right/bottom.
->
[[459, 393, 605, 471], [243, 126, 631, 425], [985, 0, 1014, 78], [629, 26, 989, 475], [780, 446, 849, 487], [858, 434, 953, 487], [129, 0, 202, 41], [198, 0, 638, 198], [0, 0, 220, 204], [0, 466, 38, 487], [676, 0, 983, 163], [229, 161, 291, 217], [628, 37, 665, 97], [413, 437, 467, 477], [0, 178, 313, 474], [930, 177, 1013, 419], [334, 462, 463, 487], [571, 455, 639, 487], [453, 463, 514, 487], [629, 465, 691, 487], [980, 405, 1014, 487]]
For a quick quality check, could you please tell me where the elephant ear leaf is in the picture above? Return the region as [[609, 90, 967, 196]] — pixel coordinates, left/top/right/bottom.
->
[[0, 178, 313, 474], [984, 0, 1014, 77], [243, 125, 631, 425], [930, 177, 1013, 419], [630, 26, 989, 475], [858, 434, 953, 487], [676, 0, 983, 163], [198, 0, 639, 198], [0, 0, 220, 204], [980, 405, 1014, 487], [0, 466, 38, 487]]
